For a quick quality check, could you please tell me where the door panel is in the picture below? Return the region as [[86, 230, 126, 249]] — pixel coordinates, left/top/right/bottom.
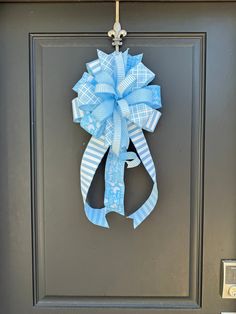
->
[[31, 33, 203, 306], [0, 3, 236, 314]]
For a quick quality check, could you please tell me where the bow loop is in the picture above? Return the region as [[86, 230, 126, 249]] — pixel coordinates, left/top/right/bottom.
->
[[117, 74, 136, 97], [124, 88, 153, 106], [95, 83, 116, 97], [94, 71, 115, 86], [76, 83, 102, 108], [129, 103, 162, 132], [127, 62, 155, 90], [92, 99, 115, 123], [72, 97, 84, 123]]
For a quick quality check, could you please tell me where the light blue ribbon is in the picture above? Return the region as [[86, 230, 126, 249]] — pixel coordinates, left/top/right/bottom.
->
[[72, 49, 162, 228]]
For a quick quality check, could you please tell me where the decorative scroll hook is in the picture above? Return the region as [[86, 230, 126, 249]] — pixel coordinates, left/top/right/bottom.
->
[[108, 0, 127, 52]]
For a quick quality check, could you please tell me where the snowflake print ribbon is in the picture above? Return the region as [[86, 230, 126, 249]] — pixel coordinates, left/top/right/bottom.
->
[[72, 49, 162, 228]]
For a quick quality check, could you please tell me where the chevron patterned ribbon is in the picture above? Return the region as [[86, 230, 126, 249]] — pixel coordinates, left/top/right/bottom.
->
[[72, 49, 162, 228]]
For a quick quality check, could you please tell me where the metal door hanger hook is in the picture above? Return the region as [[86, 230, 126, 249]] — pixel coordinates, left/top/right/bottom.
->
[[108, 0, 127, 52]]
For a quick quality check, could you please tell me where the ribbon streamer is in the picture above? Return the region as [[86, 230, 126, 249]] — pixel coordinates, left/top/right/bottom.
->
[[72, 49, 162, 228]]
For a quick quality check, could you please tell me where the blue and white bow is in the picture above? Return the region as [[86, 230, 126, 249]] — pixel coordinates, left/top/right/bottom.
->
[[72, 49, 162, 228]]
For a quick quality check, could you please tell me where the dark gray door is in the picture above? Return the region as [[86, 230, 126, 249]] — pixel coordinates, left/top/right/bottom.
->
[[0, 2, 236, 314]]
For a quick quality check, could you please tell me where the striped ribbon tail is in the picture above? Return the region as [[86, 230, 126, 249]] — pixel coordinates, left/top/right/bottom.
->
[[127, 123, 158, 228], [80, 136, 110, 228]]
